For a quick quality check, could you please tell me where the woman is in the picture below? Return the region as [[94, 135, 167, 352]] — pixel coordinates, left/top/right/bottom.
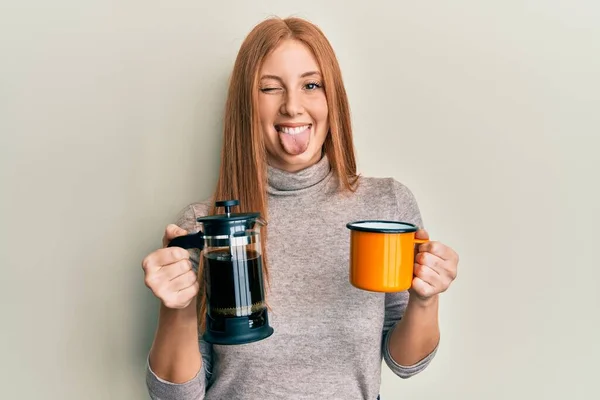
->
[[142, 16, 459, 400]]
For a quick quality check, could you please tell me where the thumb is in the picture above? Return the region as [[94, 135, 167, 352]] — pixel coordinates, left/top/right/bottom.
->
[[415, 228, 429, 240], [162, 224, 189, 247]]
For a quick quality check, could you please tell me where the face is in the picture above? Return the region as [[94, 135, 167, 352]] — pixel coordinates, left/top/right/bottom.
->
[[257, 39, 329, 173]]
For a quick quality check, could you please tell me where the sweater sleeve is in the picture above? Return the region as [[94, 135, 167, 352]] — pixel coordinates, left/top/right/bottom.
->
[[145, 338, 214, 400], [381, 292, 438, 378], [144, 202, 214, 399], [146, 356, 207, 400], [380, 179, 438, 378]]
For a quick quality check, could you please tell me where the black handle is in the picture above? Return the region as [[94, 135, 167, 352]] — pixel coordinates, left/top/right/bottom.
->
[[167, 232, 205, 251]]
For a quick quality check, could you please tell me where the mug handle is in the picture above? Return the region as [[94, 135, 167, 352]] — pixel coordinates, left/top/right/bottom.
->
[[414, 238, 429, 254]]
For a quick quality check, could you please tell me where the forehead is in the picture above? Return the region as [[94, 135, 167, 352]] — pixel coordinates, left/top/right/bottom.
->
[[260, 39, 320, 75]]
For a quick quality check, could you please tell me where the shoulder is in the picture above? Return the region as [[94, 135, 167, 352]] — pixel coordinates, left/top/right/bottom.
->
[[174, 196, 214, 232], [356, 176, 417, 203], [356, 175, 422, 226]]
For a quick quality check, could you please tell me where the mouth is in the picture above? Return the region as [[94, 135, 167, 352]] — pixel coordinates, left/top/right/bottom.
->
[[274, 123, 312, 135], [274, 123, 312, 155]]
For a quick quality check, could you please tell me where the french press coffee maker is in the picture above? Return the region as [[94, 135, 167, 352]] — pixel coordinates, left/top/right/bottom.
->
[[167, 200, 274, 345]]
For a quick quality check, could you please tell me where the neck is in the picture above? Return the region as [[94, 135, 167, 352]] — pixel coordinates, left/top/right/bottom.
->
[[267, 153, 332, 193], [266, 152, 323, 173]]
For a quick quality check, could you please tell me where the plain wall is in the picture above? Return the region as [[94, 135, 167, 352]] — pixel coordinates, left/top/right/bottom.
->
[[1, 0, 598, 399]]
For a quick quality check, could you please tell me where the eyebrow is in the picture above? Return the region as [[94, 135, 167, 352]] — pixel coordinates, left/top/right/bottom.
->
[[260, 71, 322, 81]]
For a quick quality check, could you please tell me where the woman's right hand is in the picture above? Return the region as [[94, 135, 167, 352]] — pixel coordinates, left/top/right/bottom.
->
[[142, 224, 199, 309]]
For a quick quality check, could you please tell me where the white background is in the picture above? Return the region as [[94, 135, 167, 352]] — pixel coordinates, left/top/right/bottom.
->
[[1, 1, 598, 398]]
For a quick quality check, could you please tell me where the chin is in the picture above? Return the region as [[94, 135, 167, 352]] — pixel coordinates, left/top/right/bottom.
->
[[271, 148, 322, 172]]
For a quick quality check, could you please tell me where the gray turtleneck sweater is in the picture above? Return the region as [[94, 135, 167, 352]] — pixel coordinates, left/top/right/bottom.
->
[[146, 155, 437, 399]]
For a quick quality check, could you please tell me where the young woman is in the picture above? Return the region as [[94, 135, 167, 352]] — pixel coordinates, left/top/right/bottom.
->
[[142, 16, 459, 400]]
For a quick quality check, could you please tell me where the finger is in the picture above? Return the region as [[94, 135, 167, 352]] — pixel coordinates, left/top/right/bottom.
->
[[414, 263, 442, 288], [166, 282, 200, 309], [142, 247, 189, 273], [415, 228, 429, 240], [418, 241, 454, 261], [415, 252, 445, 275], [418, 251, 458, 282], [159, 258, 194, 281], [168, 270, 198, 293], [162, 224, 189, 247], [412, 276, 437, 298]]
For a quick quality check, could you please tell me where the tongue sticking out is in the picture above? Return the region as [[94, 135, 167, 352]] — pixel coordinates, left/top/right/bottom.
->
[[278, 126, 311, 155]]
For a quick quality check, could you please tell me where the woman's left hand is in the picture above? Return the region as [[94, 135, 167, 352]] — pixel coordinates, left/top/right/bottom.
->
[[410, 229, 459, 304]]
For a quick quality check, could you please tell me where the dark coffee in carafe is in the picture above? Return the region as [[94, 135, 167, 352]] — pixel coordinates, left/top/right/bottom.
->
[[167, 199, 273, 345], [205, 249, 268, 330]]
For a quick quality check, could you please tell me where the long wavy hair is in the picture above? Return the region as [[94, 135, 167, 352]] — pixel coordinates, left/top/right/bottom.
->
[[197, 16, 359, 330]]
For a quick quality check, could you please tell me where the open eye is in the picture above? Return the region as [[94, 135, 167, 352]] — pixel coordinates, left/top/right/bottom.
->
[[304, 81, 322, 91]]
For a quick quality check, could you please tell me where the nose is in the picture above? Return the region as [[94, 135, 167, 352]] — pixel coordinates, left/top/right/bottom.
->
[[279, 90, 304, 117]]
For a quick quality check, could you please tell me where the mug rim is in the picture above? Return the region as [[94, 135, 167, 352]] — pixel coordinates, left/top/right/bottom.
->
[[346, 220, 418, 233]]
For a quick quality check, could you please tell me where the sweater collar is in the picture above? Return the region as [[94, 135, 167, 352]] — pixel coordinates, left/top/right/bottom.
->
[[267, 154, 332, 193]]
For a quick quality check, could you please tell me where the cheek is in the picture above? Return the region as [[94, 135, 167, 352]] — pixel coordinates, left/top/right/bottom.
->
[[318, 98, 329, 121], [258, 97, 278, 127], [258, 103, 280, 145], [313, 97, 329, 130]]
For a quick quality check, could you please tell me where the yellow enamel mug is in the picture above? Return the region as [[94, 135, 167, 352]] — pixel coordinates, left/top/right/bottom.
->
[[346, 220, 429, 292]]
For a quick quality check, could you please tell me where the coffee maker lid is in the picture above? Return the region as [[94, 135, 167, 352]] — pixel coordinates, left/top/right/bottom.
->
[[195, 200, 262, 236]]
